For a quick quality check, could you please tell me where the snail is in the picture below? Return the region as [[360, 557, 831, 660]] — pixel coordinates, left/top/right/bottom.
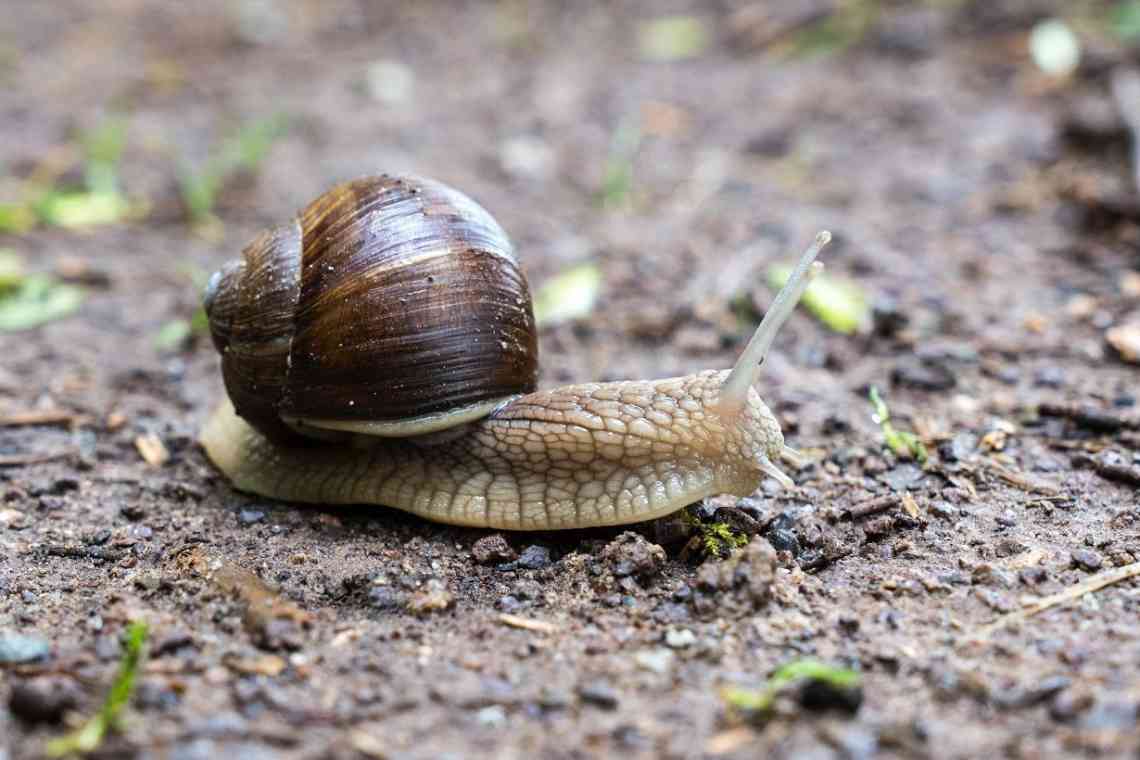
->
[[199, 173, 830, 530]]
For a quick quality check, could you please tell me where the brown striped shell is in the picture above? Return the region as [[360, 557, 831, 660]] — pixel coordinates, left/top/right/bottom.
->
[[203, 174, 539, 442]]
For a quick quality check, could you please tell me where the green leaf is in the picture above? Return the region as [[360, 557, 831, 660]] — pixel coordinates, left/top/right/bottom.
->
[[0, 249, 26, 291], [638, 16, 709, 61], [189, 305, 210, 335], [1110, 1, 1140, 41], [230, 114, 289, 172], [0, 275, 84, 332], [767, 263, 868, 334], [177, 165, 222, 223], [45, 621, 148, 758], [154, 319, 192, 352], [81, 116, 128, 195], [532, 263, 603, 327], [722, 658, 861, 714], [0, 202, 36, 234], [598, 119, 642, 210], [35, 190, 131, 229]]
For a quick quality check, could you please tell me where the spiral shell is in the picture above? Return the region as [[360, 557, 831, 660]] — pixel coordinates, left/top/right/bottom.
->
[[204, 174, 539, 441]]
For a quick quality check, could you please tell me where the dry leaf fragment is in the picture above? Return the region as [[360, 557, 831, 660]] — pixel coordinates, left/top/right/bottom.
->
[[1106, 322, 1140, 364], [134, 433, 169, 467], [498, 613, 559, 634], [900, 492, 920, 519], [224, 654, 286, 677]]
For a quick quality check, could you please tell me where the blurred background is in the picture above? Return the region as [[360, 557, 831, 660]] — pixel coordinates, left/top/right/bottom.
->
[[1, 1, 1138, 398]]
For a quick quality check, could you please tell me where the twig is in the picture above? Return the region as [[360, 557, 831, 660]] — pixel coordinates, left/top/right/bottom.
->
[[970, 562, 1140, 640], [986, 461, 1060, 496], [839, 494, 896, 521], [0, 451, 71, 467], [1110, 66, 1140, 194], [0, 410, 81, 428], [498, 613, 559, 634], [1038, 402, 1139, 433], [1095, 459, 1140, 487]]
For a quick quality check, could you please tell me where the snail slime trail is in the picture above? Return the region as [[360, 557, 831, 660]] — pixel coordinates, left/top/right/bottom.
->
[[200, 173, 831, 530]]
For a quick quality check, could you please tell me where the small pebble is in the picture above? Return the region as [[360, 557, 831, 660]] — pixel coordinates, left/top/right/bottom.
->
[[472, 534, 516, 564], [8, 677, 81, 723], [664, 628, 696, 649], [406, 578, 453, 615], [476, 705, 507, 727], [891, 357, 956, 391], [600, 532, 666, 581], [1070, 549, 1103, 572], [499, 545, 551, 571], [767, 527, 799, 555], [537, 687, 572, 710], [367, 586, 404, 611], [633, 648, 674, 675], [496, 595, 523, 613], [578, 682, 619, 710], [929, 501, 957, 520], [238, 509, 266, 525], [1033, 366, 1065, 388], [510, 579, 543, 600], [0, 632, 50, 664], [1050, 687, 1095, 721], [0, 508, 26, 529], [995, 510, 1018, 528], [798, 677, 864, 714], [119, 504, 146, 521]]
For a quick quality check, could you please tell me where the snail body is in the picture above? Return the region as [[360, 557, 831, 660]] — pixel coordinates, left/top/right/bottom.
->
[[200, 173, 829, 530]]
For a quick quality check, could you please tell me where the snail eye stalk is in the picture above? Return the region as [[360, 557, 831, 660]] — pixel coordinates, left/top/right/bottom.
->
[[717, 231, 830, 423]]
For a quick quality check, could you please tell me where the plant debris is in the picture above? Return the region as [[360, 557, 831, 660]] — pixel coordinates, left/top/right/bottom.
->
[[637, 15, 709, 61], [532, 263, 602, 327], [767, 263, 868, 334], [971, 562, 1140, 640], [44, 620, 148, 758], [868, 387, 928, 463], [498, 613, 559, 634], [1106, 322, 1140, 364], [0, 273, 85, 332], [682, 507, 750, 558], [133, 433, 170, 467], [721, 659, 862, 717], [177, 114, 288, 227]]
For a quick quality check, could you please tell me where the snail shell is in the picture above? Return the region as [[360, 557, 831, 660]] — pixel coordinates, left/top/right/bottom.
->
[[203, 174, 539, 442]]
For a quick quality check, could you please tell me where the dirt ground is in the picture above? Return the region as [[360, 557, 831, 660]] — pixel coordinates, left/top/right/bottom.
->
[[2, 1, 1139, 758]]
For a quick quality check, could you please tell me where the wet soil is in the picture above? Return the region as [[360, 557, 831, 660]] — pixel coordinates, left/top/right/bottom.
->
[[1, 1, 1139, 758]]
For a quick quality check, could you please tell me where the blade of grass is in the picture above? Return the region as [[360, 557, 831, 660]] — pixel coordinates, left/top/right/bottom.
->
[[178, 114, 288, 225], [45, 621, 148, 758], [598, 118, 642, 210], [869, 386, 927, 463], [80, 115, 127, 196]]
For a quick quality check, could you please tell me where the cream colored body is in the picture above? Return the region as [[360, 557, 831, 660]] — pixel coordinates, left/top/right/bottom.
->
[[200, 370, 785, 530]]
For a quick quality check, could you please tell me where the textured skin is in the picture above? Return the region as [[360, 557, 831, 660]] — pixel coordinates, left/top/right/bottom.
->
[[200, 370, 785, 530]]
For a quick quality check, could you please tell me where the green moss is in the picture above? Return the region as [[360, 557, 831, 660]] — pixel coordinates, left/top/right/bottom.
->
[[683, 507, 749, 557]]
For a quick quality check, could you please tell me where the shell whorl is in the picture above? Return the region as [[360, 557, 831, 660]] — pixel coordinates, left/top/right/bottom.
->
[[204, 174, 539, 441]]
